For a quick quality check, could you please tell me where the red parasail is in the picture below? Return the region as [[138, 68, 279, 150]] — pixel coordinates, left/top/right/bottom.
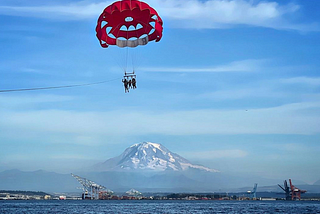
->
[[96, 0, 163, 48]]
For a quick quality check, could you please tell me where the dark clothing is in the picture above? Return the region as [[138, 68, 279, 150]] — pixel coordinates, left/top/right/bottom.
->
[[128, 80, 132, 89], [132, 78, 136, 89], [122, 79, 129, 93]]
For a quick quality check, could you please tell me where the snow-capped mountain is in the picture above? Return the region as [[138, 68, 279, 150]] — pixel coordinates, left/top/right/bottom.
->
[[93, 142, 218, 172]]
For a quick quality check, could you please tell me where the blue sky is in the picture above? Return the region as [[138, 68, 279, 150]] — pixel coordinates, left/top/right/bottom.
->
[[0, 0, 320, 184]]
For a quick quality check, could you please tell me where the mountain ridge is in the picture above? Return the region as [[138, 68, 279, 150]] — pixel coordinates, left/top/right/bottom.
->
[[1, 169, 320, 193], [1, 142, 317, 193], [92, 142, 218, 173]]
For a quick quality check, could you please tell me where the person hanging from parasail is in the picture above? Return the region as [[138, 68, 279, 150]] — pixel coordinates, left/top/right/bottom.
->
[[95, 0, 163, 93], [122, 78, 129, 93], [132, 77, 136, 89], [128, 79, 132, 89]]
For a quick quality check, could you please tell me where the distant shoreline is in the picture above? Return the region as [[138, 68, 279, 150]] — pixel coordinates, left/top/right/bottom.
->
[[1, 190, 320, 201]]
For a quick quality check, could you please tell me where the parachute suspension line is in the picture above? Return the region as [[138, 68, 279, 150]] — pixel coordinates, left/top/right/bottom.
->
[[118, 23, 129, 74], [132, 25, 139, 72], [117, 23, 126, 73], [113, 51, 126, 73], [131, 50, 135, 72], [108, 45, 126, 73], [125, 47, 137, 76], [125, 47, 129, 73], [131, 44, 141, 73], [125, 27, 130, 75], [0, 78, 121, 93], [108, 42, 126, 73]]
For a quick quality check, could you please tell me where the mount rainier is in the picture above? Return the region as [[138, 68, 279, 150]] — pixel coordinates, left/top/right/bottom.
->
[[0, 142, 286, 192], [93, 142, 218, 172]]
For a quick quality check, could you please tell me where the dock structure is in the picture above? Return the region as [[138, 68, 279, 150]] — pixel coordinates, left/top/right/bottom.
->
[[71, 173, 113, 199]]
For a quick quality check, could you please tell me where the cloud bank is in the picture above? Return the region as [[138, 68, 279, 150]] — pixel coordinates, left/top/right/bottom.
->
[[140, 59, 267, 72], [0, 0, 317, 31], [182, 149, 248, 159], [1, 101, 320, 146], [282, 77, 320, 86]]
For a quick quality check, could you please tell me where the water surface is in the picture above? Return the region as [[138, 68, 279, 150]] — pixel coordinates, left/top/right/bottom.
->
[[1, 200, 319, 213]]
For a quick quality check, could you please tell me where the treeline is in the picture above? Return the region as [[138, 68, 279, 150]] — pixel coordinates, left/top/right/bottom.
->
[[0, 190, 49, 196]]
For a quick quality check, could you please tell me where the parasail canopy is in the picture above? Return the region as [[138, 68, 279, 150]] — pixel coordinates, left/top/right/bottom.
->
[[96, 0, 163, 48]]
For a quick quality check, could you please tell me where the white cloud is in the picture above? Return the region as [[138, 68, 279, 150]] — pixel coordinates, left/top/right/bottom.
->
[[0, 94, 75, 108], [282, 77, 320, 86], [151, 0, 318, 31], [50, 154, 89, 159], [19, 68, 45, 74], [182, 149, 248, 159], [140, 59, 266, 72], [198, 74, 320, 101], [0, 0, 317, 31], [0, 2, 109, 20], [282, 143, 308, 152], [199, 88, 284, 100]]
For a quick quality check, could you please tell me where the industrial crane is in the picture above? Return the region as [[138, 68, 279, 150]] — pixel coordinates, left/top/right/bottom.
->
[[247, 183, 258, 199], [278, 180, 291, 200], [289, 179, 306, 200], [71, 173, 113, 199], [278, 179, 306, 200]]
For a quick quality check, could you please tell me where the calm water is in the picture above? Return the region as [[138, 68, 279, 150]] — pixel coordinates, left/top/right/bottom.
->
[[0, 200, 320, 214]]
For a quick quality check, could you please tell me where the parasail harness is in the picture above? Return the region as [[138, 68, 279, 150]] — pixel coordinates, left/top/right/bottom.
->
[[122, 71, 137, 93]]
